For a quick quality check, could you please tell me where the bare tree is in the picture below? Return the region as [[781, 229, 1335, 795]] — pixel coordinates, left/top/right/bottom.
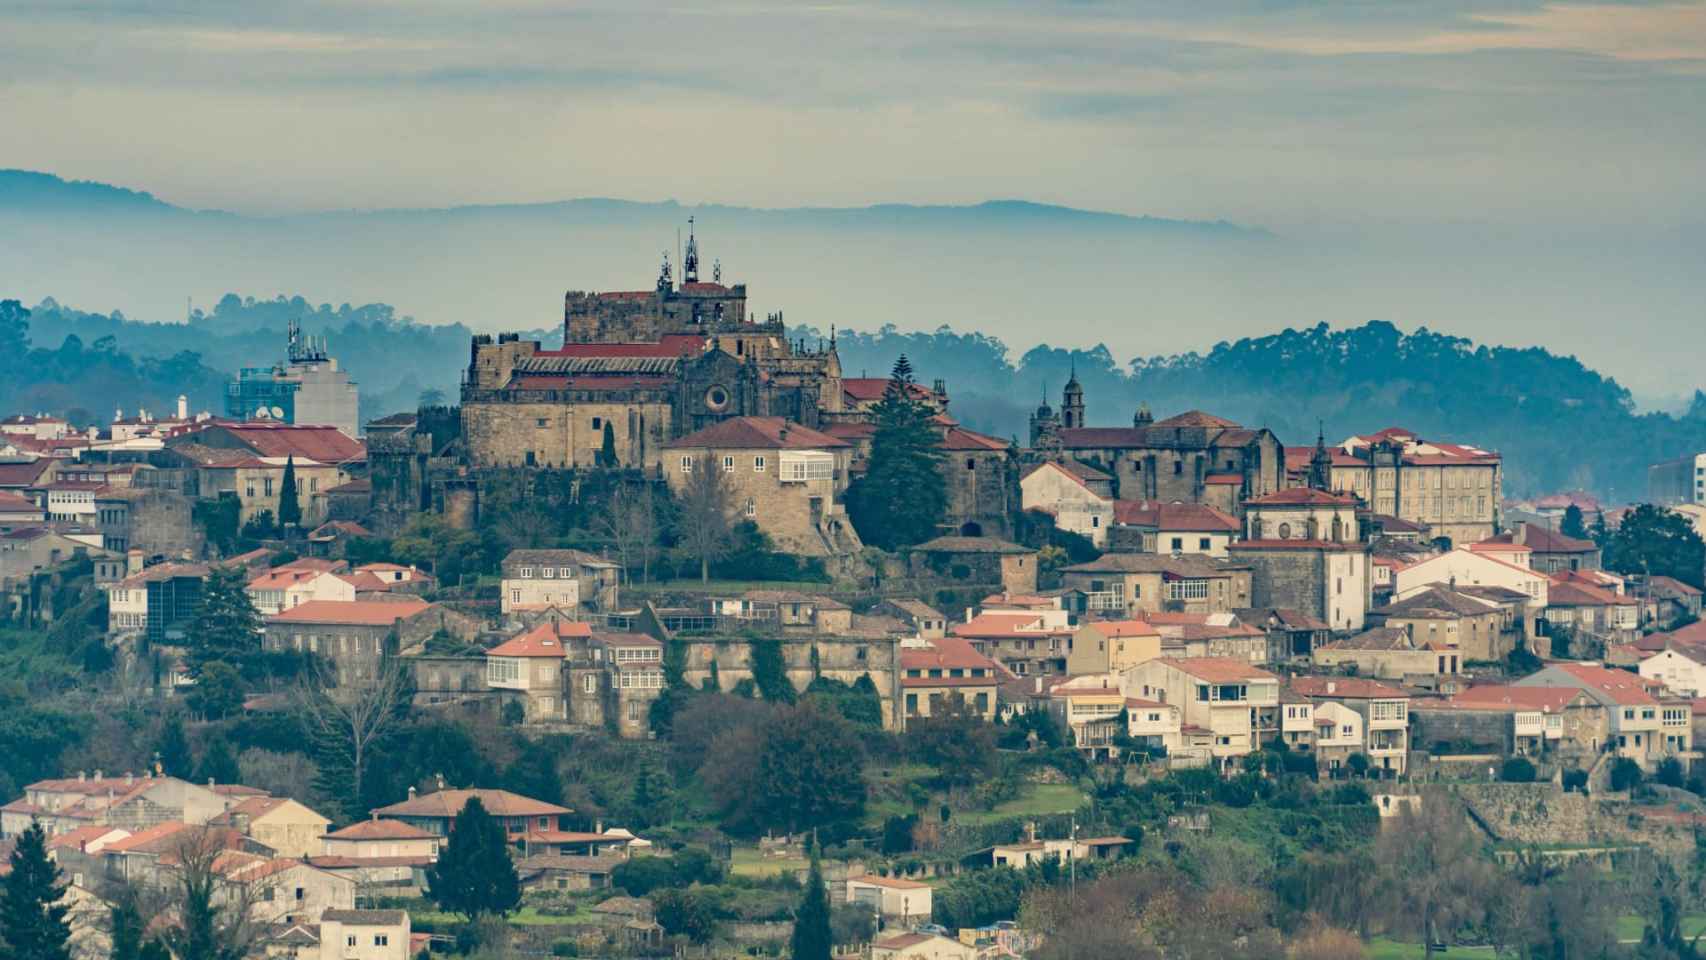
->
[[294, 653, 412, 820], [150, 827, 270, 960], [674, 461, 734, 582], [596, 483, 660, 584], [1375, 793, 1497, 958]]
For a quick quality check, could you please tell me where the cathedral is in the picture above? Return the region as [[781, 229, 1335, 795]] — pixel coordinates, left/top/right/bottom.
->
[[461, 226, 852, 472], [1028, 375, 1286, 515]]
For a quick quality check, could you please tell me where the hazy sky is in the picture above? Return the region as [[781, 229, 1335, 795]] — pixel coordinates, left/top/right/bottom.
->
[[4, 0, 1705, 228]]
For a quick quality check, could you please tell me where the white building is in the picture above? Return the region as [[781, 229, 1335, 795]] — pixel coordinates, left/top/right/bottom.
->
[[1020, 461, 1115, 546], [1122, 657, 1281, 770], [846, 874, 933, 925], [1394, 547, 1549, 611], [1640, 647, 1706, 698], [246, 567, 356, 616]]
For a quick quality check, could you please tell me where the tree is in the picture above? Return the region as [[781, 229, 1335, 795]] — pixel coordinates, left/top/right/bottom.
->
[[654, 888, 717, 944], [194, 732, 242, 786], [1590, 509, 1611, 547], [1605, 504, 1706, 588], [845, 355, 947, 550], [186, 660, 246, 721], [595, 484, 659, 582], [906, 696, 996, 787], [426, 797, 521, 922], [1610, 757, 1643, 792], [158, 827, 265, 960], [1561, 504, 1587, 540], [157, 711, 193, 778], [193, 494, 242, 557], [1345, 752, 1370, 779], [597, 422, 619, 468], [1500, 756, 1536, 782], [186, 567, 262, 677], [295, 654, 413, 821], [0, 823, 71, 960], [1376, 796, 1497, 958], [674, 458, 734, 582], [110, 890, 172, 960], [789, 854, 833, 960], [277, 456, 302, 530]]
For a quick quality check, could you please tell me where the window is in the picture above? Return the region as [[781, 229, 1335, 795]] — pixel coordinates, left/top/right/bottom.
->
[[1199, 537, 1211, 550], [744, 497, 756, 518], [264, 478, 274, 497], [375, 936, 389, 947], [723, 456, 735, 472], [348, 936, 358, 947], [294, 887, 305, 901], [754, 455, 766, 472], [1170, 537, 1183, 551], [966, 458, 976, 471], [542, 567, 555, 579], [1173, 460, 1183, 475], [591, 417, 602, 429], [583, 674, 596, 692], [681, 455, 694, 473], [510, 589, 521, 603], [536, 418, 548, 428], [1167, 579, 1209, 601]]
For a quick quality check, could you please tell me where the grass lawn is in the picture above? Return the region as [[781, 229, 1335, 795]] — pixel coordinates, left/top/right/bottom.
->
[[411, 905, 596, 927], [952, 784, 1087, 826], [730, 845, 808, 878], [1365, 939, 1497, 959], [1613, 914, 1706, 942]]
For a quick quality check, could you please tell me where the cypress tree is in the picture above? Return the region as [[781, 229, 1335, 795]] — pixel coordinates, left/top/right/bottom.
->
[[186, 567, 262, 677], [157, 711, 192, 778], [599, 421, 619, 468], [277, 455, 301, 529], [788, 853, 833, 960], [846, 355, 947, 550], [0, 823, 72, 960], [425, 797, 521, 922]]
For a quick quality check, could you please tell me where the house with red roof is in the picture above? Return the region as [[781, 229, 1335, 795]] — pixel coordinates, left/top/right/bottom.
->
[[1020, 460, 1116, 546], [1289, 676, 1410, 777], [1412, 684, 1601, 758], [246, 565, 356, 616], [1068, 619, 1161, 674], [666, 416, 861, 557], [899, 636, 1004, 724], [263, 599, 479, 685], [1394, 547, 1550, 614], [1475, 522, 1601, 574], [1122, 657, 1281, 769], [372, 787, 573, 842], [1515, 662, 1692, 769], [0, 489, 45, 532], [950, 606, 1076, 677], [1109, 499, 1242, 557], [485, 619, 592, 722], [1544, 576, 1639, 647]]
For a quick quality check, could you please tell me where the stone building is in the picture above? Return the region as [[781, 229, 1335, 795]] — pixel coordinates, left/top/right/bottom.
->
[[1284, 426, 1502, 546], [1059, 553, 1252, 619], [93, 487, 201, 560], [461, 234, 848, 473], [499, 549, 621, 618], [1230, 487, 1372, 632], [1028, 381, 1284, 513], [907, 536, 1038, 595], [665, 416, 861, 556], [263, 599, 480, 685]]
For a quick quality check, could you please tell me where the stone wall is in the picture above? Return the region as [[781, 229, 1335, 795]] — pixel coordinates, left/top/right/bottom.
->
[[1450, 782, 1699, 861], [679, 635, 904, 729], [1240, 550, 1327, 621], [462, 399, 674, 471]]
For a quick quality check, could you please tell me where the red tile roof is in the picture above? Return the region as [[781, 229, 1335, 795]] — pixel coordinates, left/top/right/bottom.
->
[[1204, 473, 1243, 485], [0, 490, 42, 513], [667, 416, 848, 451], [1546, 580, 1629, 608], [487, 620, 592, 658], [1533, 663, 1655, 705], [1289, 676, 1407, 699], [372, 788, 572, 819], [900, 637, 1002, 677], [1447, 685, 1590, 712], [1245, 488, 1360, 506], [938, 426, 1009, 452], [265, 598, 430, 626], [323, 818, 438, 841], [182, 423, 364, 464], [951, 612, 1068, 639], [1153, 656, 1278, 683], [1081, 619, 1159, 638], [1112, 500, 1239, 532], [840, 379, 939, 404], [540, 334, 706, 358], [1153, 410, 1241, 429]]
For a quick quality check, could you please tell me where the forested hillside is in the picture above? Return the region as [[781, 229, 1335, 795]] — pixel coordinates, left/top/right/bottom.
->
[[812, 320, 1706, 499], [5, 290, 1700, 499]]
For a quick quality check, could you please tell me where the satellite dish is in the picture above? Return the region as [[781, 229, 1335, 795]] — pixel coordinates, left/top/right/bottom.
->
[[270, 406, 285, 420]]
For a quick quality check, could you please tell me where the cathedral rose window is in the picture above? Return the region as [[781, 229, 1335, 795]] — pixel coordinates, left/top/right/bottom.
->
[[705, 386, 730, 411]]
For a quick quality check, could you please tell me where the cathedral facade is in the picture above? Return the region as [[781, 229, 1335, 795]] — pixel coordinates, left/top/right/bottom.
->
[[461, 230, 847, 472]]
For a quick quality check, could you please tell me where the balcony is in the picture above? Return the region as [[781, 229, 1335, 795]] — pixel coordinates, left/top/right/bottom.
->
[[1086, 591, 1125, 613]]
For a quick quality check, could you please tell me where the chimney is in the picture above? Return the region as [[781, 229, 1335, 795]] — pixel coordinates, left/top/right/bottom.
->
[[208, 778, 216, 788], [1024, 821, 1037, 843], [1515, 523, 1528, 546], [78, 771, 87, 782], [124, 772, 134, 786], [1326, 681, 1337, 695], [596, 819, 604, 834], [94, 769, 103, 781], [435, 773, 446, 790], [407, 786, 417, 800]]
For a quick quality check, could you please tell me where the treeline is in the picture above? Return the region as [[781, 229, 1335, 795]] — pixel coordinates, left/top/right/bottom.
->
[[808, 319, 1706, 499]]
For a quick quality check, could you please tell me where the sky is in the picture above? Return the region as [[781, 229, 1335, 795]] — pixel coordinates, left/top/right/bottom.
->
[[1, 0, 1704, 400], [3, 0, 1704, 226]]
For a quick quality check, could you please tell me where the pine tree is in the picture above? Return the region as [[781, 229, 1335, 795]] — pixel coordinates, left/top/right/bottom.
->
[[788, 853, 833, 960], [277, 455, 302, 529], [111, 892, 168, 960], [186, 567, 262, 677], [598, 421, 619, 468], [193, 732, 241, 786], [1561, 504, 1587, 539], [846, 355, 946, 550], [157, 711, 192, 778], [0, 823, 72, 960], [425, 797, 521, 922]]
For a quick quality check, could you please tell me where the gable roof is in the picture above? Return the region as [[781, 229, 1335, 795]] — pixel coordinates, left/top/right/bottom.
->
[[1081, 619, 1160, 638], [1289, 676, 1407, 700], [911, 536, 1031, 555], [323, 819, 438, 841], [1527, 662, 1655, 705], [182, 422, 364, 464], [666, 416, 848, 451], [1151, 656, 1278, 683], [900, 637, 1003, 679], [1112, 500, 1240, 532], [1062, 553, 1244, 576], [372, 788, 572, 819], [1376, 586, 1498, 619], [1446, 684, 1592, 712], [486, 620, 592, 658], [1246, 488, 1360, 506], [265, 598, 430, 626]]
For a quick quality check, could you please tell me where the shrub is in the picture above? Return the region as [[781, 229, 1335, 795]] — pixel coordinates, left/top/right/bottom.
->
[[1656, 756, 1686, 788], [1609, 757, 1643, 792], [1500, 757, 1537, 783], [1562, 768, 1589, 793]]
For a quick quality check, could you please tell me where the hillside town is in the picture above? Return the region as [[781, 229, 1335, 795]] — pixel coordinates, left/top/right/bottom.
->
[[2, 248, 1706, 960]]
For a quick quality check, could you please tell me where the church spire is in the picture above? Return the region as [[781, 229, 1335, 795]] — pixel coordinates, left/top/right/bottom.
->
[[1308, 419, 1334, 491], [683, 216, 700, 283]]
